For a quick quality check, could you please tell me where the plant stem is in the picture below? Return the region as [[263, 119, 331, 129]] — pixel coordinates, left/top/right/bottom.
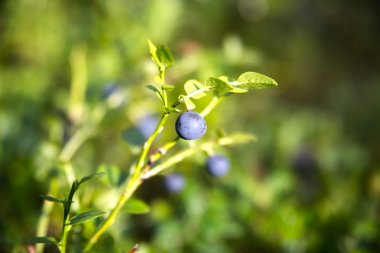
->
[[83, 177, 141, 252], [35, 108, 105, 253], [58, 224, 71, 253], [143, 134, 248, 179], [200, 96, 223, 117], [35, 178, 59, 253], [133, 113, 169, 178], [84, 112, 169, 252]]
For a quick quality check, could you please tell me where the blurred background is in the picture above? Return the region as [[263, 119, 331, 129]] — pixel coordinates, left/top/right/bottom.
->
[[1, 0, 380, 252]]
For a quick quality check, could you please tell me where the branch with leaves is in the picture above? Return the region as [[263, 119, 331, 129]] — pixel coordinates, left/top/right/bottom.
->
[[30, 40, 277, 253]]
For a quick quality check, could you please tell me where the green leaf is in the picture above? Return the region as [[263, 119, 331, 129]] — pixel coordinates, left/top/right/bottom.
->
[[145, 84, 164, 103], [147, 39, 159, 65], [206, 77, 235, 96], [184, 80, 207, 99], [217, 132, 257, 146], [69, 210, 105, 225], [236, 72, 278, 90], [79, 172, 105, 185], [162, 84, 175, 91], [123, 198, 150, 214], [180, 95, 196, 111], [40, 195, 66, 204], [157, 45, 175, 68], [28, 237, 57, 244]]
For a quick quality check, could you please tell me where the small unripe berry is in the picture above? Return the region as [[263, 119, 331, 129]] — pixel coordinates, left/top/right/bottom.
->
[[206, 155, 230, 177], [175, 112, 207, 140]]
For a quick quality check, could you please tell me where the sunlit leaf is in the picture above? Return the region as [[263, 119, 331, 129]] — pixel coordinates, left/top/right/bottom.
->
[[157, 45, 175, 68], [236, 72, 278, 89], [184, 80, 207, 99], [123, 198, 150, 214], [69, 210, 105, 225], [180, 95, 196, 111]]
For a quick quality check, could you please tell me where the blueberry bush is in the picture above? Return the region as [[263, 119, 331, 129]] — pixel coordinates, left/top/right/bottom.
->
[[27, 40, 277, 252], [1, 1, 379, 253]]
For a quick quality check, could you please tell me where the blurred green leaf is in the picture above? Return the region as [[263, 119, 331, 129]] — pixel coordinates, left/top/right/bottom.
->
[[28, 237, 57, 244], [217, 132, 257, 146], [147, 39, 159, 66], [79, 172, 105, 185], [39, 195, 66, 204], [69, 210, 105, 225], [123, 198, 150, 214], [157, 45, 175, 69], [184, 80, 207, 99], [163, 84, 175, 91], [145, 84, 165, 103], [236, 72, 278, 89]]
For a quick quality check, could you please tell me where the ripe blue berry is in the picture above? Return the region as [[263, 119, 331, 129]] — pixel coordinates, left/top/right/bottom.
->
[[206, 155, 230, 177], [165, 173, 185, 193], [175, 112, 207, 140]]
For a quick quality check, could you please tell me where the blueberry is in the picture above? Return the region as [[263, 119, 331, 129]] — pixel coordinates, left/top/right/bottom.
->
[[165, 173, 185, 193], [206, 155, 230, 177], [102, 83, 128, 107], [102, 83, 120, 99], [137, 115, 159, 138], [175, 112, 207, 140]]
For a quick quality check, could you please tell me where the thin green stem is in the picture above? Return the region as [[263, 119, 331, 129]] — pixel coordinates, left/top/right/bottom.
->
[[200, 96, 223, 117], [58, 223, 71, 253], [84, 112, 169, 252], [83, 177, 141, 252], [142, 134, 245, 179], [36, 107, 105, 253], [35, 178, 59, 253], [133, 113, 169, 178]]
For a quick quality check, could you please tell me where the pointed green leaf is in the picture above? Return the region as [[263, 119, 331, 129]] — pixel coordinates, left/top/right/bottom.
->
[[157, 45, 175, 68], [147, 39, 159, 63], [69, 210, 105, 225], [40, 195, 66, 204], [145, 85, 164, 103], [206, 77, 234, 96], [28, 237, 57, 244], [123, 198, 150, 214], [236, 72, 278, 89], [184, 80, 207, 99], [79, 172, 105, 185]]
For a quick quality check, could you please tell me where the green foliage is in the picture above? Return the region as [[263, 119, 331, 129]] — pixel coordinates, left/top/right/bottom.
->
[[0, 1, 378, 253], [28, 237, 57, 244], [69, 210, 105, 225], [123, 199, 150, 214]]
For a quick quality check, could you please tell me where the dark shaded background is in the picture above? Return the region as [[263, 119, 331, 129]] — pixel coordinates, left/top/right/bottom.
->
[[1, 0, 380, 252]]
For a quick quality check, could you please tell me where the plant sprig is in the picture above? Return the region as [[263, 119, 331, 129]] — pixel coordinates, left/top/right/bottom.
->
[[83, 40, 277, 252]]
